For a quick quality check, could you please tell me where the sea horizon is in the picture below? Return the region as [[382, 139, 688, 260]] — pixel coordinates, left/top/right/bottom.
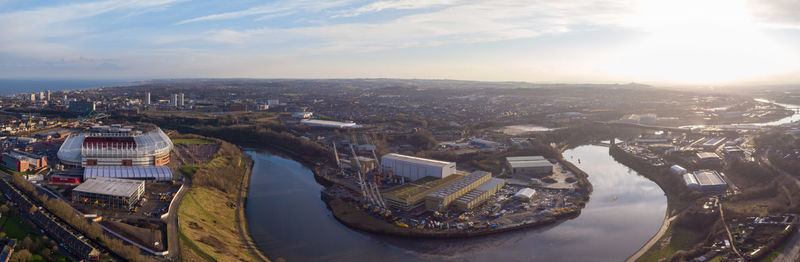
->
[[0, 78, 139, 95]]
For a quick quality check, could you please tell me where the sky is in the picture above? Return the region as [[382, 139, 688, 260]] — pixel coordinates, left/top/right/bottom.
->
[[2, 0, 800, 85]]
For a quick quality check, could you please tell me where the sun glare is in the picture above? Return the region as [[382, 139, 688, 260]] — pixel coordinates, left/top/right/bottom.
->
[[607, 0, 799, 84]]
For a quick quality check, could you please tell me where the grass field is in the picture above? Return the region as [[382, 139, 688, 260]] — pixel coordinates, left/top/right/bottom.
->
[[172, 138, 215, 145], [178, 186, 256, 262]]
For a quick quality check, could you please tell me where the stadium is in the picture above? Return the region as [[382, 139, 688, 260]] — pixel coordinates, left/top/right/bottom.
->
[[57, 125, 173, 167]]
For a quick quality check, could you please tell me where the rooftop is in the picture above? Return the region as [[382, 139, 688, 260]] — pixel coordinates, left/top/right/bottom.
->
[[382, 153, 453, 167], [694, 170, 727, 186], [506, 156, 546, 162], [696, 152, 721, 159], [427, 171, 491, 199], [508, 159, 552, 169], [73, 177, 143, 197], [84, 166, 173, 181]]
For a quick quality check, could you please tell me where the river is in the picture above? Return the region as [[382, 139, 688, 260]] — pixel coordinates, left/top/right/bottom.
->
[[245, 145, 667, 262]]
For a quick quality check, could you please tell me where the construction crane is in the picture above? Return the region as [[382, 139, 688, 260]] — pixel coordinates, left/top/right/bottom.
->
[[332, 142, 341, 169], [350, 145, 371, 204]]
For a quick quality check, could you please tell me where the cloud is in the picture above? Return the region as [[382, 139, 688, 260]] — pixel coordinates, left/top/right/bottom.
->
[[0, 0, 184, 59], [203, 0, 635, 53], [176, 0, 356, 25], [746, 0, 800, 28], [336, 0, 458, 17]]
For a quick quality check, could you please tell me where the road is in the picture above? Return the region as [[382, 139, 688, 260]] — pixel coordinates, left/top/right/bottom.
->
[[164, 177, 190, 261]]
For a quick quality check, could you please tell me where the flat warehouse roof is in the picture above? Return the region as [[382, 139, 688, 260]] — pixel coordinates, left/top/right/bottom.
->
[[696, 152, 721, 159], [506, 156, 545, 162], [509, 160, 552, 168], [694, 171, 726, 186], [382, 153, 453, 167], [73, 177, 143, 197], [84, 166, 173, 181]]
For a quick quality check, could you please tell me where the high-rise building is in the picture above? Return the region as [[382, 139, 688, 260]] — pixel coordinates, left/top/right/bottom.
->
[[179, 93, 185, 107], [63, 95, 68, 105], [39, 92, 45, 100], [30, 94, 36, 101], [171, 94, 178, 107], [46, 90, 51, 101], [145, 92, 151, 105]]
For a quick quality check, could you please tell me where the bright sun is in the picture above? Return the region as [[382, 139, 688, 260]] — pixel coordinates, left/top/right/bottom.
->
[[607, 0, 799, 84]]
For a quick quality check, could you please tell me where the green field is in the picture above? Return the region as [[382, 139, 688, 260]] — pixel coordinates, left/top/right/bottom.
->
[[172, 138, 215, 145]]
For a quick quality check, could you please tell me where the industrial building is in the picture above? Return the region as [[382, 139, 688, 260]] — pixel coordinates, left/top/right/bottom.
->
[[683, 170, 728, 192], [292, 111, 313, 119], [383, 175, 463, 211], [83, 166, 173, 182], [424, 171, 491, 211], [514, 188, 536, 200], [701, 137, 726, 150], [694, 152, 723, 166], [0, 150, 47, 172], [73, 177, 145, 209], [670, 165, 688, 175], [507, 156, 553, 176], [300, 119, 360, 128], [453, 178, 505, 211], [57, 126, 173, 167], [381, 153, 456, 180], [469, 138, 500, 148]]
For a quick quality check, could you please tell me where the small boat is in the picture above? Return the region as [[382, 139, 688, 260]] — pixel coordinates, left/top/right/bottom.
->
[[611, 196, 618, 203]]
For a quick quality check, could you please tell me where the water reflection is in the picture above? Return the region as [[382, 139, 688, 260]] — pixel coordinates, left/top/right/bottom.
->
[[246, 145, 667, 262]]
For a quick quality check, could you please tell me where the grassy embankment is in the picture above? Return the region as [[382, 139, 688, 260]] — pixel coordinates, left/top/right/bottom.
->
[[174, 134, 266, 262]]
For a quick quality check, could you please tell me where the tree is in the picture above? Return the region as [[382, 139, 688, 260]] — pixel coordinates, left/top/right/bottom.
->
[[0, 204, 9, 214], [21, 236, 33, 250], [9, 249, 31, 262]]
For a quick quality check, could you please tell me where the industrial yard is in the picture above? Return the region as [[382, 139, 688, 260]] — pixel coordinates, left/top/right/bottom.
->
[[318, 145, 588, 237]]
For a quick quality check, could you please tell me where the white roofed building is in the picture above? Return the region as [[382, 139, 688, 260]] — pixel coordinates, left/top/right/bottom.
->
[[57, 127, 173, 167], [381, 153, 456, 180]]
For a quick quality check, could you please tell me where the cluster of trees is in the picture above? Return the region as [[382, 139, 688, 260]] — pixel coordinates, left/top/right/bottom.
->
[[9, 176, 149, 262], [117, 113, 331, 164]]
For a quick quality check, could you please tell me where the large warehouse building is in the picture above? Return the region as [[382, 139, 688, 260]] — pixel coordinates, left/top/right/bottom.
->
[[507, 156, 553, 176], [381, 153, 456, 180], [425, 171, 491, 211], [683, 170, 728, 192], [73, 177, 145, 209], [57, 126, 173, 167], [453, 177, 505, 211]]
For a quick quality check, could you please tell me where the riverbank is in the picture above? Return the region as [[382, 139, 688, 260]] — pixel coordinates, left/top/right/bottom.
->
[[175, 136, 266, 262], [326, 198, 577, 239], [608, 145, 700, 262], [236, 156, 271, 262]]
